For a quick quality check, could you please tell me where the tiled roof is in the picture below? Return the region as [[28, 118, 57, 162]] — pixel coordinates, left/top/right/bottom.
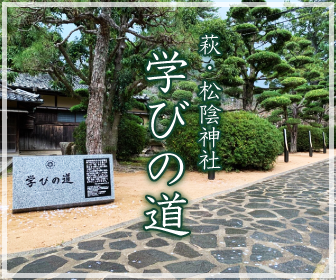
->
[[0, 86, 44, 103], [133, 94, 149, 101], [2, 70, 148, 101], [10, 72, 88, 91]]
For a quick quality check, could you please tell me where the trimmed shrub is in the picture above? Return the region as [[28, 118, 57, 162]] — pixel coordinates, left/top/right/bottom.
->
[[305, 89, 329, 101], [274, 63, 294, 73], [285, 41, 299, 51], [296, 125, 326, 152], [117, 114, 148, 159], [223, 87, 244, 98], [166, 111, 282, 171], [224, 57, 246, 67], [281, 125, 327, 152], [158, 91, 172, 100], [160, 118, 171, 127], [285, 94, 302, 103], [297, 39, 311, 49], [236, 23, 258, 35], [73, 114, 148, 159], [251, 7, 273, 18], [192, 97, 202, 105], [247, 51, 281, 71], [73, 121, 87, 154], [166, 113, 200, 170], [261, 95, 291, 110], [172, 89, 193, 101], [281, 77, 307, 88], [217, 111, 282, 170], [129, 98, 147, 111], [288, 56, 314, 67], [178, 81, 198, 92], [323, 126, 334, 149], [285, 118, 301, 125], [231, 6, 249, 21], [256, 90, 280, 103]]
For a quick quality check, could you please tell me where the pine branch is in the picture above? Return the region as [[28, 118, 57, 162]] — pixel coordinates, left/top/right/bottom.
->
[[57, 45, 89, 85]]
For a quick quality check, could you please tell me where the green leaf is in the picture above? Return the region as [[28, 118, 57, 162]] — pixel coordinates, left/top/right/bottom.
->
[[305, 89, 329, 101], [260, 96, 291, 110], [223, 87, 243, 98], [231, 6, 249, 21], [256, 90, 280, 103], [281, 77, 307, 88], [288, 56, 314, 67], [247, 51, 281, 71], [286, 118, 301, 125]]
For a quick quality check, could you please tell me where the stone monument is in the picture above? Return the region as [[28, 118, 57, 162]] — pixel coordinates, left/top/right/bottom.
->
[[13, 154, 115, 212]]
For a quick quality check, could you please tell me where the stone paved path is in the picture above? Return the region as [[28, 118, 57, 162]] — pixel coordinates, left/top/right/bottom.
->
[[6, 159, 335, 280]]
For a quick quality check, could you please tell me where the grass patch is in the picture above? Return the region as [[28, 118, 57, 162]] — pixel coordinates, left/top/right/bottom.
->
[[0, 166, 12, 179], [119, 156, 151, 167], [119, 156, 179, 171]]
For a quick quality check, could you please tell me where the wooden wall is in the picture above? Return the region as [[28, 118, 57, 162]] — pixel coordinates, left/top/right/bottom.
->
[[19, 109, 79, 151]]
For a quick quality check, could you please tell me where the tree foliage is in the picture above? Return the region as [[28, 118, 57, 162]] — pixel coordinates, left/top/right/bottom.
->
[[166, 111, 282, 171], [7, 3, 215, 160], [202, 3, 292, 110], [260, 35, 328, 152]]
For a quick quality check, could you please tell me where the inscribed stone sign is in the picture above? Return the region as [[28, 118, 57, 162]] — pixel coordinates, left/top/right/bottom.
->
[[13, 154, 114, 212], [84, 158, 111, 198]]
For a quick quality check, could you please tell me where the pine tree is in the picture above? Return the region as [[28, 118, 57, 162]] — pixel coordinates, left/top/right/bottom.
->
[[204, 1, 292, 110], [260, 37, 328, 152]]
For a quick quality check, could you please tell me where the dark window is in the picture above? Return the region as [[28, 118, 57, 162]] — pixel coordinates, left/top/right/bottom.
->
[[57, 111, 75, 122], [75, 112, 86, 123], [57, 111, 85, 123]]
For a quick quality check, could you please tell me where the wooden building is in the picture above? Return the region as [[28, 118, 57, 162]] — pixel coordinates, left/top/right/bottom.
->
[[2, 73, 85, 154], [0, 86, 44, 154], [2, 73, 149, 154]]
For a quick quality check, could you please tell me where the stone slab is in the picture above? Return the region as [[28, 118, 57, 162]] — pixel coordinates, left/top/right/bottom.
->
[[13, 154, 115, 212]]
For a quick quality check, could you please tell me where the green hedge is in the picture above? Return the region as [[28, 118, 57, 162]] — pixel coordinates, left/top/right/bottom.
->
[[166, 111, 282, 171], [117, 114, 148, 159], [177, 81, 198, 92], [73, 121, 87, 154], [323, 126, 334, 149], [217, 111, 282, 170], [280, 125, 327, 152], [297, 125, 326, 152], [73, 114, 148, 159], [166, 113, 200, 170], [172, 89, 193, 101]]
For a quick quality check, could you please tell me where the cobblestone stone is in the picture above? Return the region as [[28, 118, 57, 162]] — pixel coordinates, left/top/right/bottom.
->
[[7, 159, 334, 280]]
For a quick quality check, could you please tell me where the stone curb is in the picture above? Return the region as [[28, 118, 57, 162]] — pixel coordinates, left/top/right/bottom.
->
[[4, 156, 333, 259]]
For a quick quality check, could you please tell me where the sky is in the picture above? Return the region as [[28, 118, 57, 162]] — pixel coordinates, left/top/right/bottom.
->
[[61, 0, 300, 42], [60, 1, 301, 89]]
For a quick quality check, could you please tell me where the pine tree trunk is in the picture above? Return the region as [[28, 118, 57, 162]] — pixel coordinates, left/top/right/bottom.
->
[[290, 105, 298, 153], [102, 111, 121, 166], [242, 94, 247, 110], [86, 18, 110, 154], [290, 124, 298, 153], [244, 81, 254, 111], [111, 112, 121, 166], [100, 39, 126, 164]]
